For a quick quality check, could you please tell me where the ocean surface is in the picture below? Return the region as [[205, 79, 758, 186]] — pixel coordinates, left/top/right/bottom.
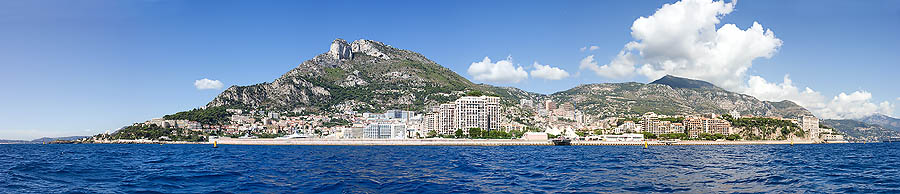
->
[[1, 143, 899, 193]]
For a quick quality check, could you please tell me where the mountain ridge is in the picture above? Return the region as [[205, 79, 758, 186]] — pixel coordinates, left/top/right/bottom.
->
[[857, 114, 900, 132], [205, 38, 812, 119]]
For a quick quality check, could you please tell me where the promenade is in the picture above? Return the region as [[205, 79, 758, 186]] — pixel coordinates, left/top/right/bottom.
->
[[206, 138, 826, 146]]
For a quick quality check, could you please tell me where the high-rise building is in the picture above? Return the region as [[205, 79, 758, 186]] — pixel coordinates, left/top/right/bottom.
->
[[426, 96, 502, 135]]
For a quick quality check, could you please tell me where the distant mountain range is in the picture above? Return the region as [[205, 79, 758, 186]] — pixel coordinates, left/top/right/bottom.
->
[[857, 114, 900, 132], [0, 136, 91, 144], [205, 38, 811, 119], [550, 76, 811, 117], [823, 119, 900, 142]]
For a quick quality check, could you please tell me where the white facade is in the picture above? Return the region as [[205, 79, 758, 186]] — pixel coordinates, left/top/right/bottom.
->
[[801, 115, 821, 139], [426, 96, 502, 135], [363, 122, 407, 139]]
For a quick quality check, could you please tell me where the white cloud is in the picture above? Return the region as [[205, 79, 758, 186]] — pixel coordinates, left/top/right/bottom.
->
[[194, 78, 224, 90], [580, 45, 601, 52], [896, 97, 900, 101], [530, 62, 570, 80], [745, 75, 894, 119], [819, 91, 895, 119], [580, 53, 636, 79], [467, 56, 528, 84], [583, 0, 893, 119], [587, 0, 781, 91]]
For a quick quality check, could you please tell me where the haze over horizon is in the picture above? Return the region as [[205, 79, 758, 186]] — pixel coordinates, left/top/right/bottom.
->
[[1, 0, 898, 140]]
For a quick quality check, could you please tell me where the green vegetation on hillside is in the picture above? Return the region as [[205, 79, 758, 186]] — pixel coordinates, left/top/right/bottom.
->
[[659, 117, 685, 123], [721, 115, 804, 140], [98, 124, 207, 142], [163, 106, 233, 125]]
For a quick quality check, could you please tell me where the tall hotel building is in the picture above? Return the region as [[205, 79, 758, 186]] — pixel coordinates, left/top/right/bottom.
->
[[684, 116, 732, 138], [426, 96, 502, 135]]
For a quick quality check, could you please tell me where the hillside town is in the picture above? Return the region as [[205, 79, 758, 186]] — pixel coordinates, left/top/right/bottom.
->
[[100, 93, 847, 144]]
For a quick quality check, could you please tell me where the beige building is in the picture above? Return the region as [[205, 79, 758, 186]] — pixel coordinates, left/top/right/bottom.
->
[[684, 116, 731, 138], [426, 96, 502, 135]]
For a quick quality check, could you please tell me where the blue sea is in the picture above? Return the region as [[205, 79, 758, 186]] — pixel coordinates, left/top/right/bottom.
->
[[1, 143, 899, 193]]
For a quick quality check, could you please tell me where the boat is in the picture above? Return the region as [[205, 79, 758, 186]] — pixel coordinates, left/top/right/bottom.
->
[[550, 138, 571, 146], [238, 134, 258, 139], [659, 140, 678, 145], [275, 133, 309, 139]]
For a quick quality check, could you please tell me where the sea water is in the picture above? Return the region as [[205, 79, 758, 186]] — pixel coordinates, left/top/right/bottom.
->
[[1, 143, 899, 193]]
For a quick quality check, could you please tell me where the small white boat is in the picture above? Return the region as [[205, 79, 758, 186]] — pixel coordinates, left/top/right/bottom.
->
[[275, 133, 309, 139], [238, 134, 258, 139]]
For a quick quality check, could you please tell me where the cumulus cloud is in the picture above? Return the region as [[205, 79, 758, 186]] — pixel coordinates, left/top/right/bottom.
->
[[467, 56, 528, 84], [818, 91, 895, 119], [194, 78, 224, 90], [580, 53, 636, 79], [530, 62, 570, 80], [602, 0, 782, 90], [581, 0, 893, 119], [744, 75, 894, 119]]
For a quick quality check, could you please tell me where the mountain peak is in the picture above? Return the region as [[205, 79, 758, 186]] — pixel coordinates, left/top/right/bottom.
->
[[328, 38, 352, 60], [350, 39, 391, 60], [650, 75, 717, 89]]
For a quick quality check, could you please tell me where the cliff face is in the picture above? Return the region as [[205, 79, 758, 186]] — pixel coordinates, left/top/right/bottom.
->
[[207, 38, 811, 119]]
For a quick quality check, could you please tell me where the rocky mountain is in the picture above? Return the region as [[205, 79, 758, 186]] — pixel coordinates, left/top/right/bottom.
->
[[823, 119, 900, 142], [208, 39, 540, 113], [857, 114, 900, 132], [548, 76, 812, 118], [205, 38, 810, 120], [649, 75, 717, 89]]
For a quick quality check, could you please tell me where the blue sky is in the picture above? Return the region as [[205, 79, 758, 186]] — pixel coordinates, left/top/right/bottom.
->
[[1, 0, 898, 140]]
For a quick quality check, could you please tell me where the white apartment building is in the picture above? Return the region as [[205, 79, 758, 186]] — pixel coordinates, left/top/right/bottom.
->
[[801, 115, 821, 139], [426, 96, 502, 135], [362, 122, 407, 139]]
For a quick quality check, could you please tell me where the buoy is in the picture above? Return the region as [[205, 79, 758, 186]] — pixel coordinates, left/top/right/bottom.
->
[[213, 141, 218, 148], [791, 139, 794, 146], [643, 141, 648, 149]]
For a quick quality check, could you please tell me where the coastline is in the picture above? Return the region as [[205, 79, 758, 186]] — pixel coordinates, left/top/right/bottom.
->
[[87, 138, 845, 146]]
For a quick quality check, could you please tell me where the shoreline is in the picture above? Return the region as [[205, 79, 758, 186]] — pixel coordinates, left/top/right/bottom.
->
[[86, 138, 847, 146]]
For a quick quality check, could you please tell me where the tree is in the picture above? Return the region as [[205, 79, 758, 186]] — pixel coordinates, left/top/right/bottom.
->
[[454, 129, 464, 138], [575, 131, 586, 137], [465, 90, 483, 96], [509, 130, 524, 138], [725, 134, 741, 141], [468, 128, 483, 138], [427, 130, 438, 138], [642, 132, 657, 139]]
